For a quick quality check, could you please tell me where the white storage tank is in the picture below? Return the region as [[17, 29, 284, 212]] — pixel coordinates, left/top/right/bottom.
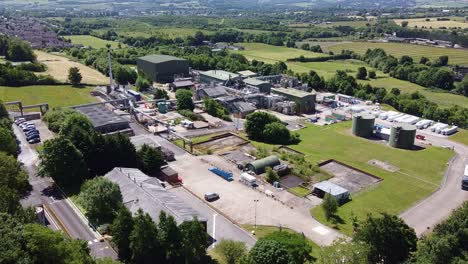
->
[[241, 173, 257, 187]]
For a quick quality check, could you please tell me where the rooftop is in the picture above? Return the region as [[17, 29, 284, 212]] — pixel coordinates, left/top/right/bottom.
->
[[244, 78, 269, 86], [201, 70, 240, 81], [130, 135, 162, 149], [271, 87, 316, 98], [105, 168, 206, 224], [233, 101, 256, 113], [199, 86, 228, 98], [75, 105, 129, 129], [313, 180, 349, 196], [238, 70, 257, 77], [138, 54, 186, 64]]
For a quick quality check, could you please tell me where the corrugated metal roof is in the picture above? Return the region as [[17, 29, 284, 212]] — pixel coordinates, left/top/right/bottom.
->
[[271, 87, 315, 98], [201, 70, 240, 81], [105, 168, 206, 224], [313, 180, 349, 196], [244, 78, 269, 86], [75, 105, 129, 129], [138, 54, 186, 64]]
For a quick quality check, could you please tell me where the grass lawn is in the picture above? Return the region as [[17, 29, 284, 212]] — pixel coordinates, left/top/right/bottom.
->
[[0, 85, 98, 109], [288, 122, 453, 235], [323, 42, 468, 66], [241, 224, 320, 258], [449, 129, 468, 146], [394, 17, 468, 29], [234, 43, 325, 64], [288, 186, 311, 197], [64, 35, 125, 49]]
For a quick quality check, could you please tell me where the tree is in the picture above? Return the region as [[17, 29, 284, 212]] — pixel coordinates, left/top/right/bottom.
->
[[158, 211, 183, 263], [244, 112, 281, 141], [247, 239, 292, 264], [401, 21, 409, 27], [38, 137, 88, 188], [43, 108, 77, 133], [0, 152, 29, 194], [419, 56, 429, 65], [111, 207, 134, 263], [0, 127, 17, 156], [356, 67, 367, 80], [115, 66, 137, 85], [154, 88, 169, 100], [262, 122, 292, 145], [435, 55, 449, 66], [78, 177, 122, 225], [0, 100, 8, 119], [175, 89, 194, 111], [6, 38, 36, 62], [135, 76, 150, 92], [137, 144, 165, 175], [68, 67, 82, 86], [391, 88, 401, 96], [180, 219, 210, 263], [459, 75, 468, 96], [368, 70, 376, 79], [130, 209, 164, 264], [203, 97, 231, 121], [354, 213, 417, 264], [317, 238, 369, 264], [214, 240, 247, 264], [264, 167, 280, 184], [400, 55, 413, 65], [263, 231, 312, 264], [322, 193, 338, 221]]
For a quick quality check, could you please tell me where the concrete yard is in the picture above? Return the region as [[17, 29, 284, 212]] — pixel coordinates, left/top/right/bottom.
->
[[171, 153, 343, 246]]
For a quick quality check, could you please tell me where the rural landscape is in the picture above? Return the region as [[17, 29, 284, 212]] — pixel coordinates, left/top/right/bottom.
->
[[0, 0, 467, 264]]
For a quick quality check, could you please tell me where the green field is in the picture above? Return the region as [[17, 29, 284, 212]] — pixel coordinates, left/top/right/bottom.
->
[[450, 129, 468, 146], [284, 122, 453, 235], [0, 85, 98, 109], [323, 42, 468, 66], [235, 43, 325, 64], [64, 35, 124, 49], [236, 43, 468, 108]]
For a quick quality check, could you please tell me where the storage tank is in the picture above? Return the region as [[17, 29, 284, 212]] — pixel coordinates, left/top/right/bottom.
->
[[352, 113, 375, 138], [389, 123, 416, 149], [157, 101, 168, 114]]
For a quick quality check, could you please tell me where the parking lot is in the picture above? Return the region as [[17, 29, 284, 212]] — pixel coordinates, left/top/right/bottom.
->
[[170, 153, 342, 246], [15, 118, 54, 147]]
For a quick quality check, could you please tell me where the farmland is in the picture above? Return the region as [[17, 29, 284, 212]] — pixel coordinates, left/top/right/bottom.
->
[[394, 17, 468, 29], [322, 42, 468, 66], [35, 50, 108, 85], [236, 43, 468, 108], [289, 122, 453, 235], [0, 85, 97, 109], [64, 35, 124, 49]]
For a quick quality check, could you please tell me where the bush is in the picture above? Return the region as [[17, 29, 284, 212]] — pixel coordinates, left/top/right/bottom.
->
[[265, 167, 279, 184], [177, 109, 204, 121], [322, 193, 338, 221]]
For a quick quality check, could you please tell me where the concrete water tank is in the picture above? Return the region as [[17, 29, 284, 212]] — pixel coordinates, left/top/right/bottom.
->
[[389, 122, 416, 149], [352, 113, 375, 138]]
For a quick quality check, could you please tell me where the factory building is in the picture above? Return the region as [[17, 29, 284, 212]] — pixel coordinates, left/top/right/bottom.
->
[[271, 88, 316, 114], [238, 70, 257, 78], [137, 55, 189, 83], [231, 101, 256, 118], [389, 123, 416, 149], [105, 168, 207, 229], [169, 78, 194, 92], [244, 78, 272, 94], [75, 104, 132, 134], [312, 181, 350, 204], [352, 113, 375, 138], [199, 70, 242, 86], [247, 155, 281, 175], [196, 86, 229, 99]]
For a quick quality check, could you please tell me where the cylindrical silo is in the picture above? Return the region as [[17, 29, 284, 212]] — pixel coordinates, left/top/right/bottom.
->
[[352, 113, 375, 138], [389, 123, 416, 149]]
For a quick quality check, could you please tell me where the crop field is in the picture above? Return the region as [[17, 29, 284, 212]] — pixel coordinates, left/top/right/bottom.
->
[[234, 43, 325, 64], [0, 85, 97, 109], [323, 42, 468, 66], [288, 122, 453, 235], [35, 51, 108, 85], [64, 35, 124, 49], [394, 17, 468, 29]]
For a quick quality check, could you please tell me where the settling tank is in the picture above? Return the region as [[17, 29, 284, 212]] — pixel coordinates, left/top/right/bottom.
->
[[389, 122, 416, 149], [352, 113, 375, 138]]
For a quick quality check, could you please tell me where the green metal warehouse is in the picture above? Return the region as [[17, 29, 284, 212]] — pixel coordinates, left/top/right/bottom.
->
[[136, 55, 189, 83], [247, 155, 281, 175], [244, 78, 272, 94], [271, 88, 316, 113]]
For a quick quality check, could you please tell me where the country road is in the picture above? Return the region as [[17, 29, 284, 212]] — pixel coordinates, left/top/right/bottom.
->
[[399, 130, 468, 236], [16, 122, 117, 259]]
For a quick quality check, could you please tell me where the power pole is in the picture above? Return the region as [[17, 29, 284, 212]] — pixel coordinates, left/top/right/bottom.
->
[[106, 44, 114, 94]]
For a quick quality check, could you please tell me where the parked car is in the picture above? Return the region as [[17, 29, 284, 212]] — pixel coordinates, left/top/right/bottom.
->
[[28, 138, 41, 144], [26, 134, 40, 140], [25, 129, 40, 136], [15, 118, 26, 125], [19, 122, 31, 128], [23, 125, 36, 132], [204, 192, 220, 201]]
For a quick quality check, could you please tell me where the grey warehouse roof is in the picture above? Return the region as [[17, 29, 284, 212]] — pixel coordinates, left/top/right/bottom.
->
[[138, 54, 187, 64], [313, 180, 349, 196], [105, 168, 206, 224], [201, 70, 240, 81], [75, 105, 129, 129], [233, 101, 256, 113], [199, 86, 228, 98], [244, 78, 269, 86]]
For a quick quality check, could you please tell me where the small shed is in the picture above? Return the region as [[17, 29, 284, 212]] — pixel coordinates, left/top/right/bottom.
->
[[312, 180, 350, 203], [160, 166, 179, 183], [246, 155, 281, 175]]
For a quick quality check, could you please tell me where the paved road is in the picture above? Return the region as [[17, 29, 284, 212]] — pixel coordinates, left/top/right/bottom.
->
[[399, 130, 468, 236], [170, 187, 257, 248], [16, 124, 117, 259]]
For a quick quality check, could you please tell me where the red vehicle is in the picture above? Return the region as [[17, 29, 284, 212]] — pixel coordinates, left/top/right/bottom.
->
[[416, 135, 426, 140]]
